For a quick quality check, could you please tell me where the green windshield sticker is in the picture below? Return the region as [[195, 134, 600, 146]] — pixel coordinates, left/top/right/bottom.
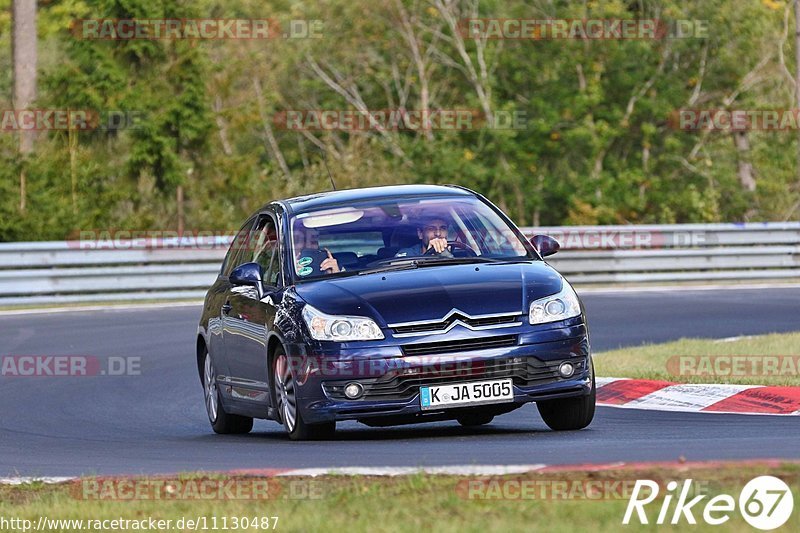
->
[[298, 256, 313, 267], [298, 266, 314, 276]]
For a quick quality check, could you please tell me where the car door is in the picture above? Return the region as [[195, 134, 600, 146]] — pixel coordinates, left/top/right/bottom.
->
[[222, 212, 282, 402], [209, 216, 255, 379]]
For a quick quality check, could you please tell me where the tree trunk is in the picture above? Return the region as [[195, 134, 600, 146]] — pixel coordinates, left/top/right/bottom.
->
[[795, 0, 800, 190], [732, 131, 756, 192], [253, 77, 291, 181], [177, 185, 185, 235], [12, 0, 37, 212], [213, 96, 233, 156]]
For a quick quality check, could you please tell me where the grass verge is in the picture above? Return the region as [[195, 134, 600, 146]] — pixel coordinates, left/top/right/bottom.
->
[[1, 462, 798, 532], [594, 332, 800, 386]]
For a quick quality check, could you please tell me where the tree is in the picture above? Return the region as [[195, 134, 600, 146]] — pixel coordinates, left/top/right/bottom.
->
[[11, 0, 36, 212]]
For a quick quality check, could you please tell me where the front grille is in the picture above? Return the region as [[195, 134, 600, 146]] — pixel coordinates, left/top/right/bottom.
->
[[401, 335, 518, 356], [391, 313, 520, 335], [323, 357, 585, 402]]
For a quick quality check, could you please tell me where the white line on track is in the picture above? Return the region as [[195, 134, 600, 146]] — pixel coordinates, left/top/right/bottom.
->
[[575, 282, 800, 294], [0, 301, 203, 316], [0, 476, 76, 485], [0, 465, 549, 484], [274, 465, 548, 477], [598, 402, 800, 416]]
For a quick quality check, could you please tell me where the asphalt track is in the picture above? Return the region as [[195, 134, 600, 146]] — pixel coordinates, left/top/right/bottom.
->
[[1, 287, 798, 477]]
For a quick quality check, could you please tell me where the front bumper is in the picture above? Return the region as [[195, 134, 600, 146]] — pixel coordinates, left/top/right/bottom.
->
[[288, 323, 592, 424]]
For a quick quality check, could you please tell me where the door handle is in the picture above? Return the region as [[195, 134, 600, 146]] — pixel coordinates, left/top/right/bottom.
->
[[221, 302, 232, 314]]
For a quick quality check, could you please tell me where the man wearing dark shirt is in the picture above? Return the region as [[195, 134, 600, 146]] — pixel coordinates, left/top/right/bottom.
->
[[395, 217, 454, 258]]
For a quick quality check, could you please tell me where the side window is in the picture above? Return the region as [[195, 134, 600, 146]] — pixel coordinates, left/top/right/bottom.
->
[[222, 218, 256, 277], [264, 244, 282, 287], [251, 214, 282, 287]]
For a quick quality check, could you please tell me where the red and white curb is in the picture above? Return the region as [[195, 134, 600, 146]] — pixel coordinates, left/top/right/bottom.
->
[[596, 377, 800, 415]]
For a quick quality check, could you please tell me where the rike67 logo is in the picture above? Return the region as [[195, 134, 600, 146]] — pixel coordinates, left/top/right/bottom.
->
[[623, 476, 794, 530]]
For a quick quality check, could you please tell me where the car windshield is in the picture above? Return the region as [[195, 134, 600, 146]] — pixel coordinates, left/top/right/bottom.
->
[[289, 196, 534, 281]]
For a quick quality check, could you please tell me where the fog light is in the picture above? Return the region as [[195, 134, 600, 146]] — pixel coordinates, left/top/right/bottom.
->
[[558, 362, 575, 378], [344, 382, 363, 399]]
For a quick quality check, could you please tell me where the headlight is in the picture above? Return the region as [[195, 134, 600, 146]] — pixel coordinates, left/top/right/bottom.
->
[[302, 304, 384, 341], [529, 281, 582, 325]]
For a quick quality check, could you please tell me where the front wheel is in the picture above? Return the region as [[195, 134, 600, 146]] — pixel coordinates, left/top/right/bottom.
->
[[273, 348, 335, 441], [203, 349, 253, 434], [536, 372, 596, 431]]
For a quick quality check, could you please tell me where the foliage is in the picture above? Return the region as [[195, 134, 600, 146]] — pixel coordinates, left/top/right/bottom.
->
[[1, 0, 799, 241]]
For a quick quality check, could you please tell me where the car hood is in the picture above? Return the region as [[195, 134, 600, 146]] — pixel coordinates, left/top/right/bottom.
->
[[293, 261, 564, 325]]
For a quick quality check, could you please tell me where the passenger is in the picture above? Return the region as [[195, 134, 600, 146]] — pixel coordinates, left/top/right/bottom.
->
[[395, 216, 454, 258], [292, 225, 341, 275]]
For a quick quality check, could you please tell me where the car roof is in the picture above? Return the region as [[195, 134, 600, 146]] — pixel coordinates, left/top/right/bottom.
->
[[269, 184, 475, 215]]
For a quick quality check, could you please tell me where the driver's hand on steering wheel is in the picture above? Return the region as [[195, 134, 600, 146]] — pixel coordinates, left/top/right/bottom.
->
[[426, 238, 450, 255]]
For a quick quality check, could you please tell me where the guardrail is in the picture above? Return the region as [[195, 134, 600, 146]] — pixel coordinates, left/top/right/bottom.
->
[[0, 223, 797, 305], [535, 223, 800, 285]]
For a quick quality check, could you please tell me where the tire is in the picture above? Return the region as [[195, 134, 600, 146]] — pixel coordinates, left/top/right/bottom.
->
[[203, 349, 253, 434], [457, 413, 494, 427], [536, 367, 596, 431], [273, 347, 335, 441]]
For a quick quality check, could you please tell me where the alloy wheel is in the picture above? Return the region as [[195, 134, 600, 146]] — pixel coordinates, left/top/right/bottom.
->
[[203, 352, 218, 423], [275, 353, 297, 432]]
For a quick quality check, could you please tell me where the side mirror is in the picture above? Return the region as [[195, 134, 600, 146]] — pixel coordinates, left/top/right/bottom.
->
[[229, 262, 264, 298], [531, 235, 560, 258]]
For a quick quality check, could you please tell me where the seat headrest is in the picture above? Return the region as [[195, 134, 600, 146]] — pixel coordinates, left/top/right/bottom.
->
[[389, 225, 419, 248], [333, 251, 359, 267]]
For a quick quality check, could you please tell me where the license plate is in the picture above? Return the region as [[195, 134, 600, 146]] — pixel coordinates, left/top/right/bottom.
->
[[420, 378, 514, 410]]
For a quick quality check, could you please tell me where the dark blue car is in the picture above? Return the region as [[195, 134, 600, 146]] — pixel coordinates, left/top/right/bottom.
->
[[196, 185, 595, 440]]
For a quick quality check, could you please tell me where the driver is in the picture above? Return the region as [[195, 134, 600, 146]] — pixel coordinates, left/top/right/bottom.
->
[[395, 216, 454, 258]]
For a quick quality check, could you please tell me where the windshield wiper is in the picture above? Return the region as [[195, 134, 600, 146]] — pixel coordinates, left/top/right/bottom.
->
[[480, 257, 539, 266], [358, 256, 500, 276], [358, 261, 420, 276], [411, 256, 500, 267]]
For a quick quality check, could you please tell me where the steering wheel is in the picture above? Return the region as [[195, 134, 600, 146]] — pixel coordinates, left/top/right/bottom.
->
[[423, 240, 477, 257]]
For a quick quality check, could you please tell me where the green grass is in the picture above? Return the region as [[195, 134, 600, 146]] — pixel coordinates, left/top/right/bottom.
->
[[595, 332, 800, 386], [1, 463, 798, 532]]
